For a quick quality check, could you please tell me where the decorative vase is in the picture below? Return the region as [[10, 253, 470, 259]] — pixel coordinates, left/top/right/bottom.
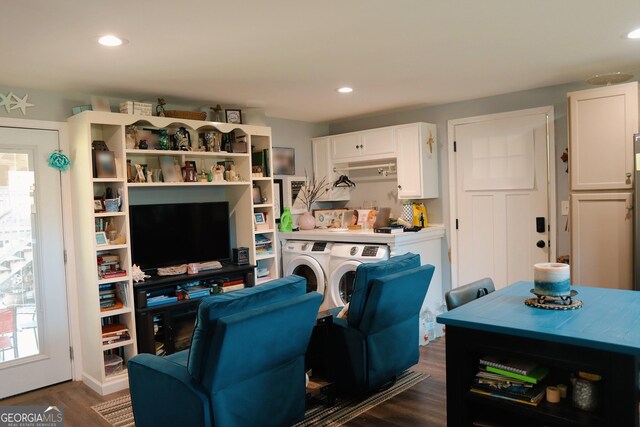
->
[[298, 211, 316, 230]]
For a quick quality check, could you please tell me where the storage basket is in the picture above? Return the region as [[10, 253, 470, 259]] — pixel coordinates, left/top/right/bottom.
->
[[164, 110, 207, 121]]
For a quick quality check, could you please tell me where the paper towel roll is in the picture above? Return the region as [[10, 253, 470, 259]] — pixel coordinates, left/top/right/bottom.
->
[[534, 263, 570, 296]]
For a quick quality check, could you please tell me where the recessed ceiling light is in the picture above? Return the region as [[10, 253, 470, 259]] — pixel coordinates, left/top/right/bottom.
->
[[98, 35, 127, 47], [627, 28, 640, 39], [337, 87, 353, 94]]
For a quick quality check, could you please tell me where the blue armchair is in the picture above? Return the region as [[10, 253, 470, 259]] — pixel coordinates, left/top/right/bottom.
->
[[128, 275, 322, 427], [330, 253, 435, 394]]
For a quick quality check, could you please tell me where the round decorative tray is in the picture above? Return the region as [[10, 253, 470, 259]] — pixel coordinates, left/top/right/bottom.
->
[[526, 289, 582, 310]]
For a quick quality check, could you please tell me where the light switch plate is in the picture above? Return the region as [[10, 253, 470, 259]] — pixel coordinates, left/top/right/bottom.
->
[[561, 200, 569, 216]]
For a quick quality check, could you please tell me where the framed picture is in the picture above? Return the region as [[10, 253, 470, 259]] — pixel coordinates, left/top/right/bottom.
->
[[95, 232, 108, 246], [273, 178, 283, 223], [254, 212, 266, 224], [252, 185, 263, 204], [94, 197, 105, 212], [272, 147, 295, 175], [225, 109, 242, 124], [94, 150, 117, 178], [313, 208, 349, 228], [283, 176, 307, 214]]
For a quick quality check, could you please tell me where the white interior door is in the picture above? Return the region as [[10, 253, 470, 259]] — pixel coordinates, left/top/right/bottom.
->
[[0, 126, 71, 398], [451, 108, 553, 290]]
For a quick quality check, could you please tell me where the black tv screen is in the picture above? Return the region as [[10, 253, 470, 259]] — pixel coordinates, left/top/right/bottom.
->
[[129, 202, 230, 272]]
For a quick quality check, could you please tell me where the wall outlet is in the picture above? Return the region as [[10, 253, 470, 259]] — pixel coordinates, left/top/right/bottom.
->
[[561, 200, 569, 216]]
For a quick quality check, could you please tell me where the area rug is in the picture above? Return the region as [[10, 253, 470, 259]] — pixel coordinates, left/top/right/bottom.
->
[[92, 370, 428, 427]]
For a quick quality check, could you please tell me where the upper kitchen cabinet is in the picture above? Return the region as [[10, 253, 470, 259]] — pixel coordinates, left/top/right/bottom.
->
[[331, 127, 396, 162], [396, 123, 439, 199], [312, 137, 350, 201], [568, 82, 638, 191]]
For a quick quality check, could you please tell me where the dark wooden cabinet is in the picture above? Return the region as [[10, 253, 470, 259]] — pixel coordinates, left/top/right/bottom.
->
[[134, 264, 255, 355]]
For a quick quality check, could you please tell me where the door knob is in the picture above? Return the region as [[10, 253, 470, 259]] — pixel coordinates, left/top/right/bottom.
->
[[536, 240, 546, 248], [398, 185, 402, 190]]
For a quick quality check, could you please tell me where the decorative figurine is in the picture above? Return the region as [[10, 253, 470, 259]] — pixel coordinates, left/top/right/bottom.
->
[[210, 104, 223, 122], [158, 128, 170, 150], [173, 127, 191, 151], [211, 164, 225, 181], [156, 98, 166, 117], [138, 139, 148, 150]]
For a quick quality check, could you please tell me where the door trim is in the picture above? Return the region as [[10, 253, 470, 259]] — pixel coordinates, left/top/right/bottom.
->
[[447, 106, 557, 289], [0, 117, 81, 381]]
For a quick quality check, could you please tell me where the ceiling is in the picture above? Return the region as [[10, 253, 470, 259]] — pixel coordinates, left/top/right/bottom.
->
[[4, 1, 640, 123]]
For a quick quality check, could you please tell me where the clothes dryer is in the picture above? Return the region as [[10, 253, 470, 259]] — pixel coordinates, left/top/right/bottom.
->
[[327, 243, 389, 308], [281, 240, 333, 311]]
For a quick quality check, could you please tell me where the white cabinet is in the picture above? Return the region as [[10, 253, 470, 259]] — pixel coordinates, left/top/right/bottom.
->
[[568, 82, 638, 191], [396, 123, 439, 199], [331, 127, 396, 162], [570, 192, 632, 290], [312, 137, 350, 201]]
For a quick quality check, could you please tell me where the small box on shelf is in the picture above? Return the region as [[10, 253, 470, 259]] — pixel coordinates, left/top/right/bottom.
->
[[104, 353, 124, 377]]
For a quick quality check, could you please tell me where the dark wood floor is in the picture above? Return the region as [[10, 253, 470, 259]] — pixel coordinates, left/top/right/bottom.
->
[[0, 338, 447, 426]]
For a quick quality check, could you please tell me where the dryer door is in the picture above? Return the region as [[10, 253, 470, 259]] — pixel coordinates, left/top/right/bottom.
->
[[328, 260, 361, 307], [284, 255, 326, 296]]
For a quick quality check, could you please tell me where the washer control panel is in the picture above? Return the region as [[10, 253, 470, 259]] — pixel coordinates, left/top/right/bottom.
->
[[312, 242, 328, 251], [362, 246, 379, 257]]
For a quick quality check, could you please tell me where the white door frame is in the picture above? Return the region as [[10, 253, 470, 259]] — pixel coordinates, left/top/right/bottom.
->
[[0, 117, 82, 381], [447, 106, 557, 289]]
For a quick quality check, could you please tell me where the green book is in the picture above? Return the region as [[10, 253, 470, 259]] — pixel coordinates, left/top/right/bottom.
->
[[485, 365, 549, 384]]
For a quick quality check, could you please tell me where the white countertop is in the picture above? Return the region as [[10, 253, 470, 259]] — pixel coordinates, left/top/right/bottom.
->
[[278, 224, 446, 245]]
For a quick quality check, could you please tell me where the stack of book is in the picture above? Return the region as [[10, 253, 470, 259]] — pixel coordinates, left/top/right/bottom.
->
[[102, 323, 130, 345], [218, 278, 244, 293], [470, 355, 549, 406], [255, 235, 273, 255], [99, 283, 123, 311], [97, 254, 127, 279], [176, 285, 211, 300]]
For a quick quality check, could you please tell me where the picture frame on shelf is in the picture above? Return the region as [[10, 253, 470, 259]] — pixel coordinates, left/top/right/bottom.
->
[[94, 150, 117, 178], [94, 197, 105, 212], [254, 212, 269, 231], [283, 176, 307, 214], [95, 232, 108, 246], [252, 185, 263, 204], [272, 147, 295, 175], [225, 109, 242, 124], [313, 208, 349, 228], [273, 179, 283, 223]]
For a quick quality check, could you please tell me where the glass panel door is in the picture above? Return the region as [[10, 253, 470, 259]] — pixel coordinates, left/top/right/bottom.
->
[[0, 152, 39, 362]]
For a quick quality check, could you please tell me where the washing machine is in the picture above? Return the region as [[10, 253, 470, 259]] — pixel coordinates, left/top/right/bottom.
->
[[281, 240, 333, 311], [327, 243, 389, 308]]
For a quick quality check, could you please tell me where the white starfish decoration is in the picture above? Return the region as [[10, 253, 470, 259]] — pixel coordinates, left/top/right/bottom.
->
[[0, 92, 13, 113], [10, 93, 34, 115]]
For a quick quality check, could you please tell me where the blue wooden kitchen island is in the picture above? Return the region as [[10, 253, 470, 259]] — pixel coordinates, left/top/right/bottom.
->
[[437, 281, 640, 426]]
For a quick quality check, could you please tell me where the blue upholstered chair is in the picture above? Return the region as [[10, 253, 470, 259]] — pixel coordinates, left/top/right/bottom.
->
[[128, 275, 322, 427], [330, 253, 435, 394]]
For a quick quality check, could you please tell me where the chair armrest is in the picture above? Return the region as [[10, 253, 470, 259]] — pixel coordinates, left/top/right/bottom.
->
[[128, 354, 211, 427]]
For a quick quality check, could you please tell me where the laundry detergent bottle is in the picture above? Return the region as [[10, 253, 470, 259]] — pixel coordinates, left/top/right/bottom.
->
[[280, 207, 293, 232]]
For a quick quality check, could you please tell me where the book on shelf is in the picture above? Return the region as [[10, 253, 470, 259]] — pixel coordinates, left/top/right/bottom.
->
[[479, 355, 540, 375], [221, 283, 244, 293], [146, 295, 179, 307], [102, 323, 127, 335], [469, 387, 541, 407], [484, 365, 549, 384], [102, 270, 127, 279], [472, 372, 545, 403], [374, 226, 403, 234]]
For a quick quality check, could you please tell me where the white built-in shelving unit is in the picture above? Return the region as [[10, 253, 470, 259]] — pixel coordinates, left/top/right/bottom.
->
[[68, 111, 278, 394]]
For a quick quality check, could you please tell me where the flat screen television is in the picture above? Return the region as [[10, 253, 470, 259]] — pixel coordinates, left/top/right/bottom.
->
[[129, 201, 230, 272]]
